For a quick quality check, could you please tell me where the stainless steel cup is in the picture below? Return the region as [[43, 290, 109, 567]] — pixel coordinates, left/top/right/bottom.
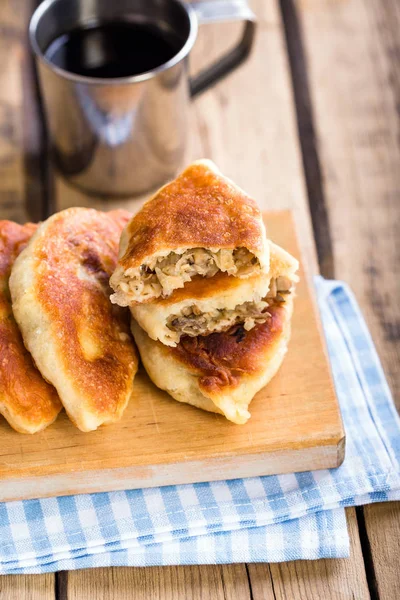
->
[[29, 0, 256, 197]]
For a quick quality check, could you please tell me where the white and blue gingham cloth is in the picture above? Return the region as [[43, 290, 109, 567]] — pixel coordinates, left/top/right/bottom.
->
[[1, 277, 400, 573]]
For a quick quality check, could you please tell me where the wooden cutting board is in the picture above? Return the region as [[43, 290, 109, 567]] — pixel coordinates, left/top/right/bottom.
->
[[0, 211, 345, 502]]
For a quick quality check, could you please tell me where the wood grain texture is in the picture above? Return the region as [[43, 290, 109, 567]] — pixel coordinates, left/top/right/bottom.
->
[[66, 565, 252, 600], [0, 0, 27, 224], [362, 503, 400, 600], [0, 0, 46, 224], [0, 574, 54, 600], [248, 508, 370, 599], [296, 0, 400, 597], [0, 212, 344, 502], [279, 0, 334, 279]]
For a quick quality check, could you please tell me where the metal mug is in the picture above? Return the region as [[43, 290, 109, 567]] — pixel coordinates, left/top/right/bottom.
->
[[29, 0, 256, 197]]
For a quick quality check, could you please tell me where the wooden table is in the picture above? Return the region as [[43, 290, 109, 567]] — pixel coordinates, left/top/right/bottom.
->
[[0, 0, 399, 598]]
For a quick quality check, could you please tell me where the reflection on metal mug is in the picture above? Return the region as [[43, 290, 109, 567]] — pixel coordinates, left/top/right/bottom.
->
[[29, 0, 256, 196]]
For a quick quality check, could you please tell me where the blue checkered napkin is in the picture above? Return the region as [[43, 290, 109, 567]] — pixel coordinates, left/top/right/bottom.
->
[[0, 510, 349, 573], [1, 278, 399, 573]]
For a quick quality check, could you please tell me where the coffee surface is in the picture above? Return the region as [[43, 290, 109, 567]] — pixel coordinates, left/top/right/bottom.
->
[[45, 21, 182, 78]]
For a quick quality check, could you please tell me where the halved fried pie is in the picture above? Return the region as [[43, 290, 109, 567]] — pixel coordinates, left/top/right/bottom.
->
[[110, 160, 270, 306], [131, 241, 298, 423]]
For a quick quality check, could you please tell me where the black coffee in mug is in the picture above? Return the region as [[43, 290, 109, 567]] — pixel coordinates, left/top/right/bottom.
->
[[44, 21, 183, 78]]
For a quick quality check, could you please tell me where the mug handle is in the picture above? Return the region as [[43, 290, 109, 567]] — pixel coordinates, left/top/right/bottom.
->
[[189, 0, 256, 97]]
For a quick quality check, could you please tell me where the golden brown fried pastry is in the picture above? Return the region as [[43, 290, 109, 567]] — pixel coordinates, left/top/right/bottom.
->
[[10, 208, 139, 432], [110, 160, 269, 305], [131, 240, 298, 346], [131, 241, 298, 424], [0, 221, 62, 433], [132, 296, 293, 425]]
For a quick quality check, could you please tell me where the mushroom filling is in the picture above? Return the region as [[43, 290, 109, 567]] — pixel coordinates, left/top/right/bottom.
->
[[266, 276, 293, 304], [166, 275, 294, 338], [167, 300, 270, 338], [116, 248, 260, 303]]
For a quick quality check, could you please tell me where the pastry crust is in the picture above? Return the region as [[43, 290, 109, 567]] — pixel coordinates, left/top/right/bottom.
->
[[10, 208, 139, 432], [0, 221, 62, 433]]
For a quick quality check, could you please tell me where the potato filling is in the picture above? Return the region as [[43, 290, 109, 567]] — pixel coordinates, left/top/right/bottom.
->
[[114, 248, 259, 304]]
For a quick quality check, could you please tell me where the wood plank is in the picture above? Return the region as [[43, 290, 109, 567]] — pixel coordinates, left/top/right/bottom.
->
[[0, 212, 344, 502], [0, 0, 47, 224], [278, 0, 334, 279], [0, 574, 55, 600], [0, 0, 55, 596], [295, 0, 400, 597], [0, 0, 28, 224], [248, 507, 370, 599], [362, 503, 400, 600], [66, 565, 251, 600]]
